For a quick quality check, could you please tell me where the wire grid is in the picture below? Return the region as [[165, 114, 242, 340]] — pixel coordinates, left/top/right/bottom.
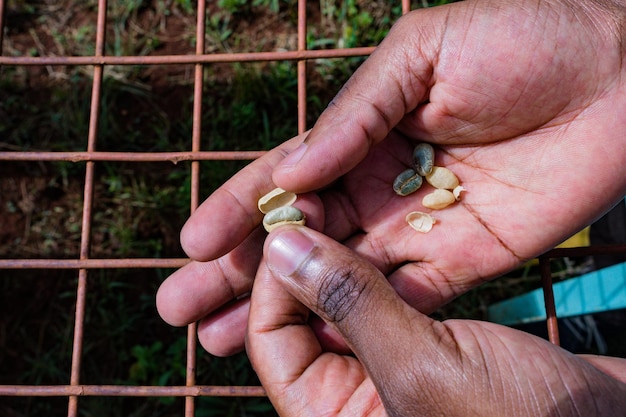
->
[[1, 1, 625, 416]]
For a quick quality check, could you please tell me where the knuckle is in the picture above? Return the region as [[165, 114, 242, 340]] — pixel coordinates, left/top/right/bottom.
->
[[315, 261, 370, 323]]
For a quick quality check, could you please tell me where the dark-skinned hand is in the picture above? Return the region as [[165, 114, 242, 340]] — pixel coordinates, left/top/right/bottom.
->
[[247, 226, 626, 416], [157, 0, 626, 358]]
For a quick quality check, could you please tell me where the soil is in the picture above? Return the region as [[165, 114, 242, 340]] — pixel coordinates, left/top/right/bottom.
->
[[0, 168, 81, 258]]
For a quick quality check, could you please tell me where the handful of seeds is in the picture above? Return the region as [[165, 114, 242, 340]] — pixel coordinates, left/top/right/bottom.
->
[[394, 143, 465, 232]]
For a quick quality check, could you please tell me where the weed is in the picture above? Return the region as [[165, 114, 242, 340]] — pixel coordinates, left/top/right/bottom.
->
[[218, 0, 296, 15], [129, 339, 186, 387], [174, 0, 195, 15], [202, 62, 298, 151], [314, 0, 399, 49], [218, 0, 249, 15]]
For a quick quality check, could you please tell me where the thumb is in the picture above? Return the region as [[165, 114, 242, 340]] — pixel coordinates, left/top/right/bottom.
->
[[263, 226, 452, 403], [272, 10, 442, 193], [263, 227, 626, 416]]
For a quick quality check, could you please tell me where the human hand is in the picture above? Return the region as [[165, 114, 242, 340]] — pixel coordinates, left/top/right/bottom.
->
[[156, 0, 626, 355], [247, 226, 626, 416]]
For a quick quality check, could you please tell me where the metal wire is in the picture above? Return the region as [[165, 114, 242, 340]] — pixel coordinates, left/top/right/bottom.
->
[[1, 0, 625, 415], [0, 47, 377, 65]]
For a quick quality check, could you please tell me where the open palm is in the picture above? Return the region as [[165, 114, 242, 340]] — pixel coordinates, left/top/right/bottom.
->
[[318, 126, 623, 316], [157, 0, 626, 356]]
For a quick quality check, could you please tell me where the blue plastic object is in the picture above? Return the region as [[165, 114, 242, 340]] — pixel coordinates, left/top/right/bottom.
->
[[488, 262, 626, 326]]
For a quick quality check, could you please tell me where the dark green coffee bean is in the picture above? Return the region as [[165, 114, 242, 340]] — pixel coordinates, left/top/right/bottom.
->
[[393, 168, 423, 196], [263, 205, 306, 232], [413, 143, 435, 177]]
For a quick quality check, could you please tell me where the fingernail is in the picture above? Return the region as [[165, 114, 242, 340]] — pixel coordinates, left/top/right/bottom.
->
[[279, 143, 307, 169], [267, 229, 315, 276]]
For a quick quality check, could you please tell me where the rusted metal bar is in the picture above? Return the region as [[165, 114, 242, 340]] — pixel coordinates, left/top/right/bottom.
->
[[0, 48, 376, 66], [0, 385, 266, 397], [0, 258, 189, 269], [67, 2, 108, 415], [0, 151, 266, 162], [297, 0, 307, 134], [536, 243, 626, 345], [185, 1, 207, 415], [539, 255, 561, 346], [69, 270, 87, 417], [402, 0, 411, 14]]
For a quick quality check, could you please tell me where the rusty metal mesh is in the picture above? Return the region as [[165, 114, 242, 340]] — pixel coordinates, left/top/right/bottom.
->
[[0, 1, 624, 416]]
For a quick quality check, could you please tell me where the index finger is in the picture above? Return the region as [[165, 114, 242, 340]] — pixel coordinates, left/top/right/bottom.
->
[[181, 133, 305, 261], [247, 258, 369, 416], [272, 9, 444, 193]]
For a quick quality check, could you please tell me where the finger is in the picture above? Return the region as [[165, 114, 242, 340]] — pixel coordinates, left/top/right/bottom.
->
[[343, 209, 522, 314], [308, 315, 351, 354], [181, 133, 306, 261], [197, 297, 249, 357], [247, 261, 321, 385], [158, 193, 326, 353], [263, 226, 464, 414], [262, 226, 460, 378], [263, 226, 431, 353], [272, 10, 445, 193], [318, 130, 416, 241], [262, 227, 626, 416], [578, 355, 626, 383], [247, 257, 371, 416], [183, 189, 329, 356], [156, 227, 265, 327]]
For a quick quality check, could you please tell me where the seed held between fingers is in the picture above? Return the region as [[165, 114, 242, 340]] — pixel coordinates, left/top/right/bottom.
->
[[258, 187, 297, 214], [263, 206, 306, 233]]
